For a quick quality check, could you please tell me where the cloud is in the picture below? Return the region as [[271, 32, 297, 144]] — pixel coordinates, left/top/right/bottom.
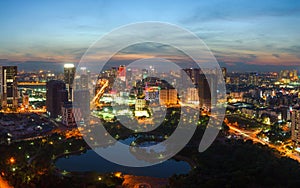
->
[[0, 59, 8, 62], [182, 0, 300, 24], [279, 45, 300, 59]]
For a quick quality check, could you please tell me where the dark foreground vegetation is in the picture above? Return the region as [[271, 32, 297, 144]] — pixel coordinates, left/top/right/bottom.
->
[[170, 132, 300, 188]]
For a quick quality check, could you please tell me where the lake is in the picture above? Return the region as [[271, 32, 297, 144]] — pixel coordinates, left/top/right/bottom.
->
[[55, 149, 191, 178]]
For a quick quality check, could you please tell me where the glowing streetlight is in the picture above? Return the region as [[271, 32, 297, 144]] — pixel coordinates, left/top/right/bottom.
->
[[9, 157, 15, 164], [114, 172, 122, 178]]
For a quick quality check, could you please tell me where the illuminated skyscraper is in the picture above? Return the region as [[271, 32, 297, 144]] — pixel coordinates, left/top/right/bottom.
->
[[73, 89, 90, 123], [182, 68, 200, 86], [0, 66, 18, 111], [159, 89, 178, 106], [79, 67, 89, 89], [118, 65, 126, 81], [61, 102, 81, 127], [64, 63, 76, 101], [186, 87, 199, 104], [292, 109, 300, 146]]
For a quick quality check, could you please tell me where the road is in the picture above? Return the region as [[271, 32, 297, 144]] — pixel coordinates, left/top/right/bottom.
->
[[227, 123, 300, 163]]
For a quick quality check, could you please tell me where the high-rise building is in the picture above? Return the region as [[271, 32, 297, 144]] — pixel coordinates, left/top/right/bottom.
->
[[279, 70, 298, 82], [182, 68, 200, 86], [292, 109, 300, 146], [80, 74, 89, 89], [64, 63, 76, 101], [198, 74, 216, 108], [135, 99, 146, 111], [126, 68, 133, 87], [61, 102, 81, 127], [0, 66, 18, 110], [73, 89, 90, 123], [181, 69, 217, 108], [159, 89, 178, 106], [22, 91, 29, 109], [118, 65, 126, 81], [186, 87, 199, 104], [77, 67, 89, 90], [248, 72, 258, 86], [145, 86, 160, 101], [46, 80, 68, 118]]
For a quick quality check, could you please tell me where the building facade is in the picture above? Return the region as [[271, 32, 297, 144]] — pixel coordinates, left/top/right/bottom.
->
[[73, 89, 90, 123], [292, 109, 300, 146], [0, 66, 18, 111], [46, 80, 68, 118], [159, 89, 178, 106], [64, 63, 76, 101], [61, 102, 81, 126]]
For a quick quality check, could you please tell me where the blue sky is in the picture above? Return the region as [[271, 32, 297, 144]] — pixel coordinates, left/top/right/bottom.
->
[[0, 0, 300, 70]]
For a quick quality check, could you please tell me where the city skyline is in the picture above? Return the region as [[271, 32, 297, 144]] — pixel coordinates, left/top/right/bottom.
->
[[1, 63, 300, 187], [2, 1, 300, 187], [0, 0, 300, 71]]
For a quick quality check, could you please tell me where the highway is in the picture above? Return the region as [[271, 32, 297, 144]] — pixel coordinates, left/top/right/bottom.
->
[[226, 123, 300, 163]]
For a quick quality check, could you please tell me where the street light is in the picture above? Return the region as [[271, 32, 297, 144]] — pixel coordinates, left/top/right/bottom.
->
[[114, 172, 122, 178], [9, 157, 15, 164]]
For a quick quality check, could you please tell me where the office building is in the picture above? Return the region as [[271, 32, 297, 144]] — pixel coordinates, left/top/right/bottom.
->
[[186, 87, 199, 104], [292, 109, 300, 146], [73, 89, 90, 123], [248, 72, 258, 86], [61, 102, 81, 127], [198, 74, 213, 108], [0, 66, 18, 110], [118, 65, 126, 81], [159, 89, 178, 106], [46, 80, 68, 118], [64, 63, 76, 101], [182, 68, 200, 86], [22, 92, 29, 108]]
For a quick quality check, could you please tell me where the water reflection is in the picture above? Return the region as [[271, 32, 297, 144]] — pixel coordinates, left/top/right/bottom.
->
[[55, 147, 190, 178]]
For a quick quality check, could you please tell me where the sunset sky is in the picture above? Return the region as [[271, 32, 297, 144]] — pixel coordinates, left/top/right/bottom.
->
[[0, 0, 299, 71]]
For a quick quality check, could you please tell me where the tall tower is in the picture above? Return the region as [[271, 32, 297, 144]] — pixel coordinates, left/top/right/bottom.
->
[[46, 80, 68, 118], [292, 109, 300, 146], [64, 63, 76, 101], [198, 73, 217, 109], [0, 66, 18, 111], [182, 68, 200, 86], [118, 65, 126, 81]]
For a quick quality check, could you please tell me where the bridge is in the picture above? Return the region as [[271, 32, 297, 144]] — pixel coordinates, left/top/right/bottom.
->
[[17, 82, 46, 86]]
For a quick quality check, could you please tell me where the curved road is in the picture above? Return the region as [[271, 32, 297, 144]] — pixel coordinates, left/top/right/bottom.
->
[[227, 124, 300, 163]]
